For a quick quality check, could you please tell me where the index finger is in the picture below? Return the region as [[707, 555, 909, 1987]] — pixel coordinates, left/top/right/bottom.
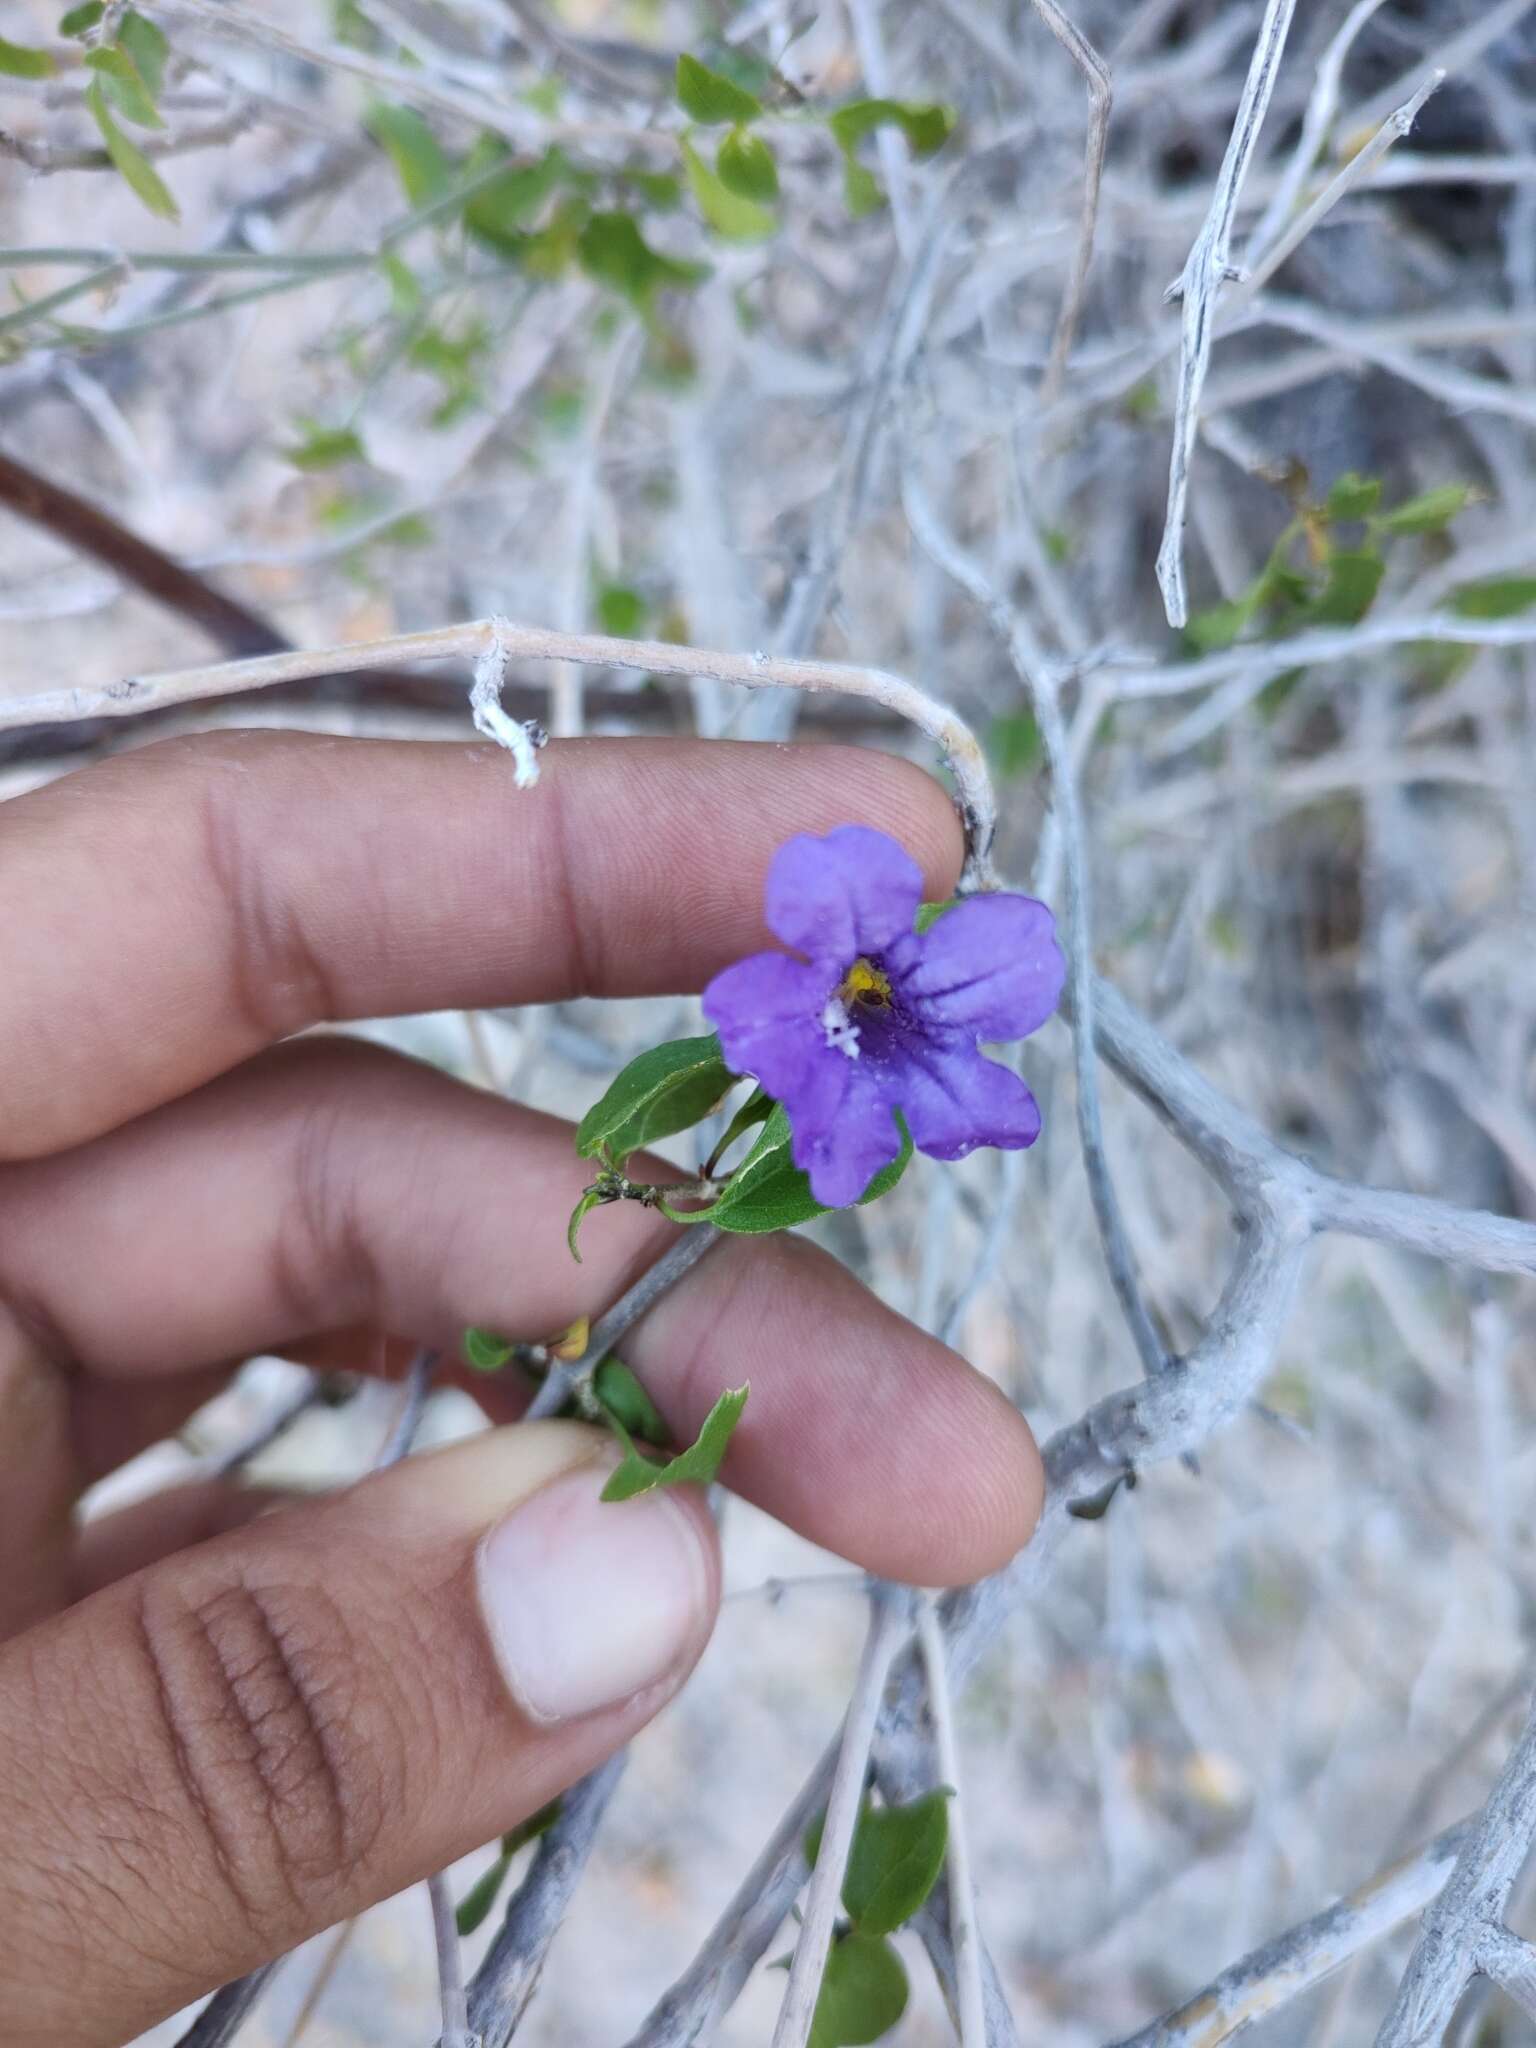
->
[[0, 731, 962, 1160]]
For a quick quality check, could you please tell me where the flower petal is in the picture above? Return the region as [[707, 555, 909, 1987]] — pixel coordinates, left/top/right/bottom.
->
[[886, 894, 1065, 1041], [789, 1062, 904, 1209], [893, 1043, 1042, 1162], [702, 951, 832, 1101], [764, 826, 924, 967]]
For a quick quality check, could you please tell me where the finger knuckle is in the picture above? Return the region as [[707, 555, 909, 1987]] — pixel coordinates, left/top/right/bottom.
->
[[133, 1568, 385, 1931]]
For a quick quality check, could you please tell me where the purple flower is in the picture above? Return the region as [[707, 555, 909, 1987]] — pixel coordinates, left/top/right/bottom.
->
[[702, 826, 1065, 1208]]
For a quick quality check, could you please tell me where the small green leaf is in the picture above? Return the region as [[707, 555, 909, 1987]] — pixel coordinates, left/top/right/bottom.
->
[[463, 142, 568, 257], [567, 1185, 604, 1263], [842, 155, 884, 218], [805, 1790, 950, 1937], [1449, 575, 1536, 619], [455, 1850, 511, 1935], [681, 137, 777, 241], [59, 2, 105, 34], [85, 43, 162, 126], [592, 1356, 668, 1446], [828, 99, 951, 156], [463, 1326, 516, 1373], [829, 97, 956, 157], [366, 101, 454, 206], [842, 1791, 950, 1935], [808, 1930, 909, 2048], [454, 1801, 561, 1934], [1372, 484, 1471, 536], [117, 9, 168, 97], [1303, 547, 1383, 626], [988, 708, 1041, 778], [913, 900, 957, 935], [624, 168, 683, 210], [379, 248, 422, 316], [86, 78, 178, 217], [675, 51, 761, 125], [0, 35, 56, 77], [600, 1383, 748, 1502], [577, 209, 708, 309], [1325, 471, 1382, 521], [706, 1104, 911, 1234], [717, 125, 779, 202], [282, 422, 366, 470], [576, 1034, 735, 1163], [1184, 596, 1256, 655], [596, 582, 647, 637]]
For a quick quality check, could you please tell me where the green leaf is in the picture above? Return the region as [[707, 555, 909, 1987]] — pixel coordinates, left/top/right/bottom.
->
[[1184, 596, 1256, 655], [85, 44, 162, 126], [0, 36, 56, 77], [717, 126, 779, 202], [1449, 575, 1536, 619], [463, 142, 568, 257], [681, 137, 777, 241], [455, 1850, 512, 1935], [1303, 547, 1383, 626], [117, 9, 168, 98], [577, 209, 708, 309], [592, 1356, 668, 1446], [595, 581, 647, 637], [842, 1791, 950, 1935], [454, 1801, 561, 1934], [1325, 471, 1382, 521], [463, 1326, 516, 1373], [59, 2, 105, 34], [675, 51, 761, 125], [808, 1931, 909, 2048], [913, 900, 956, 935], [576, 1034, 735, 1163], [1372, 484, 1471, 536], [706, 1104, 911, 1234], [806, 1790, 950, 1937], [282, 421, 366, 470], [600, 1383, 748, 1502], [829, 97, 956, 157], [624, 168, 683, 210], [86, 78, 178, 217], [988, 708, 1041, 778], [842, 155, 884, 218], [567, 1185, 604, 1263], [367, 101, 454, 206], [379, 248, 422, 316]]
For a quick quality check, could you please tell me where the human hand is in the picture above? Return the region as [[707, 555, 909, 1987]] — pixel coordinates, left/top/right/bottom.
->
[[0, 731, 1043, 2047]]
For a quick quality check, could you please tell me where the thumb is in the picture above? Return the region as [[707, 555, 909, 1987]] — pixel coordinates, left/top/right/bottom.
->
[[0, 1422, 718, 2048]]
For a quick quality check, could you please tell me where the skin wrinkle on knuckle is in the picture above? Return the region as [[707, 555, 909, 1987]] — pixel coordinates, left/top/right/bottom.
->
[[130, 1567, 386, 1933], [197, 754, 341, 1051], [542, 761, 606, 999], [266, 1067, 384, 1337]]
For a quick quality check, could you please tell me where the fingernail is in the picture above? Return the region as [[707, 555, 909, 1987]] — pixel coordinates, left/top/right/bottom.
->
[[476, 1461, 714, 1724]]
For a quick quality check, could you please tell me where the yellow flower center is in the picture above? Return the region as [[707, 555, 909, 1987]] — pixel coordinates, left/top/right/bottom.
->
[[839, 958, 892, 1009]]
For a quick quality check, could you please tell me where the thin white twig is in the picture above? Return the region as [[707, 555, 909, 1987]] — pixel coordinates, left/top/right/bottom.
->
[[1154, 0, 1300, 627], [0, 615, 998, 884], [428, 1875, 474, 2048], [1242, 0, 1394, 269], [771, 1584, 911, 2048], [916, 1596, 987, 2048], [1108, 1817, 1473, 2048], [1374, 1692, 1536, 2046]]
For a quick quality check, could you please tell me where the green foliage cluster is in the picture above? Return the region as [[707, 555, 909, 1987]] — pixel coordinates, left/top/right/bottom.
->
[[1178, 470, 1536, 709], [1, 5, 182, 217], [800, 1791, 953, 2045]]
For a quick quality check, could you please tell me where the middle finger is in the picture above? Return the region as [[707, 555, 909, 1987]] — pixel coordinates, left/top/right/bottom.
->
[[0, 1037, 1041, 1586]]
